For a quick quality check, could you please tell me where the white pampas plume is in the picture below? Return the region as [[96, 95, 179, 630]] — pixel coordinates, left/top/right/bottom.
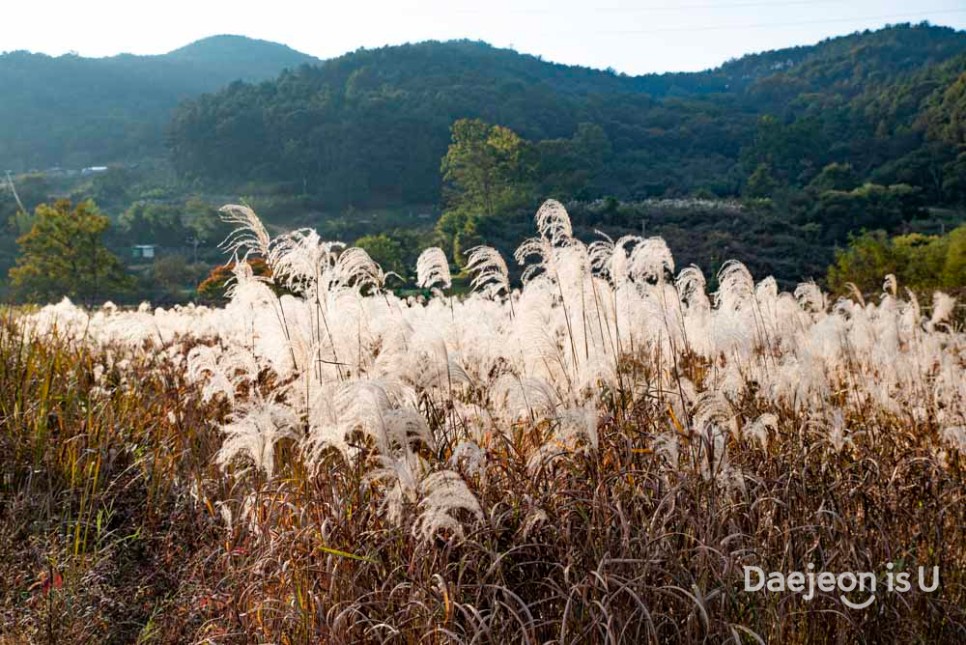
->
[[224, 260, 276, 308], [520, 507, 549, 539], [942, 426, 966, 456], [810, 408, 852, 453], [514, 235, 555, 284], [216, 400, 299, 478], [883, 274, 898, 297], [795, 282, 827, 313], [628, 237, 675, 283], [413, 470, 484, 543], [692, 390, 738, 439], [715, 260, 754, 310], [333, 247, 387, 290], [534, 199, 573, 245], [416, 247, 452, 290], [653, 433, 680, 467], [930, 292, 956, 328], [589, 232, 640, 286], [744, 413, 777, 450], [268, 228, 344, 295], [449, 441, 488, 477], [219, 204, 272, 260], [755, 276, 778, 301], [676, 266, 709, 309], [845, 282, 866, 306], [465, 246, 510, 298], [365, 451, 423, 527]]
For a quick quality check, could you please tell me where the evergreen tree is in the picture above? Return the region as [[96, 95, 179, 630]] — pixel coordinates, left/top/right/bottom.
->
[[9, 199, 132, 304]]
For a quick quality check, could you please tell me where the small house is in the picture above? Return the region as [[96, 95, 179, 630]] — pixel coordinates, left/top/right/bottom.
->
[[132, 244, 158, 260]]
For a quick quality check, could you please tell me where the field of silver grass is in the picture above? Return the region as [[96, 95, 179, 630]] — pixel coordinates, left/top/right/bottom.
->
[[4, 199, 964, 643]]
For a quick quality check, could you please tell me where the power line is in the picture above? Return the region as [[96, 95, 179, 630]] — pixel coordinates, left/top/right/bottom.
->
[[597, 1, 841, 13], [447, 0, 842, 15], [607, 8, 966, 34]]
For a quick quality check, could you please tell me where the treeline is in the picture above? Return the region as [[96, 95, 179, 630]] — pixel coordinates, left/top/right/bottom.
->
[[0, 168, 233, 303], [828, 225, 966, 296], [168, 24, 966, 214]]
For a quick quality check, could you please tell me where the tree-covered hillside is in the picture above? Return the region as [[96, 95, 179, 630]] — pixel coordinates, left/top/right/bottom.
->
[[0, 35, 318, 171], [168, 23, 966, 210]]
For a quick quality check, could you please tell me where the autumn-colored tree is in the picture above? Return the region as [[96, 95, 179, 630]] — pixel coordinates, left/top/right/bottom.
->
[[197, 257, 273, 303], [9, 199, 132, 304]]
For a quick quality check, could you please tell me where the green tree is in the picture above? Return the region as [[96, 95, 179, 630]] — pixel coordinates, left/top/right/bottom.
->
[[148, 254, 208, 303], [808, 183, 922, 242], [9, 199, 131, 304], [355, 233, 405, 278], [119, 202, 190, 247], [744, 163, 779, 198], [437, 119, 531, 263], [808, 163, 859, 193], [941, 224, 966, 288], [924, 70, 966, 148], [535, 123, 611, 198], [441, 118, 530, 217], [827, 224, 966, 295]]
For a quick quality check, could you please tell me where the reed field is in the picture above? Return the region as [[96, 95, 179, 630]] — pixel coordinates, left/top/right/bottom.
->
[[1, 200, 964, 643]]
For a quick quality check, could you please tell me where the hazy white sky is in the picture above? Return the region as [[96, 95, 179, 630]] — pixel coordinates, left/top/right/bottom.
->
[[3, 0, 965, 74]]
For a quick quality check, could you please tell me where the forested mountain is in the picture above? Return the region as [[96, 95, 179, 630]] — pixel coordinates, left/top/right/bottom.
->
[[0, 35, 318, 171], [2, 24, 965, 301], [168, 23, 966, 209]]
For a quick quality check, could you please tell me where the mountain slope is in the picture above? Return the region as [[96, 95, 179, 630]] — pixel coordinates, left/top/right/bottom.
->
[[167, 23, 966, 208], [0, 36, 318, 171]]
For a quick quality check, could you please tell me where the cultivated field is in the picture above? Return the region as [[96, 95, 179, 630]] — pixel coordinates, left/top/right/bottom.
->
[[1, 200, 964, 643]]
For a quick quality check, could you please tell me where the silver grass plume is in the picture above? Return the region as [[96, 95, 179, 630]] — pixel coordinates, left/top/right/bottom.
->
[[416, 247, 452, 290], [755, 276, 778, 302], [883, 274, 898, 297], [930, 292, 956, 329], [465, 246, 510, 298], [845, 282, 866, 306], [534, 199, 573, 245], [365, 451, 423, 527], [333, 247, 388, 291], [413, 470, 484, 543], [942, 426, 966, 456], [219, 204, 272, 260], [795, 282, 827, 313], [216, 400, 299, 479], [692, 390, 738, 439], [514, 235, 555, 284], [268, 228, 344, 296], [224, 259, 276, 308], [744, 413, 777, 450], [675, 265, 709, 310], [715, 260, 755, 311], [627, 236, 675, 283], [589, 232, 641, 286]]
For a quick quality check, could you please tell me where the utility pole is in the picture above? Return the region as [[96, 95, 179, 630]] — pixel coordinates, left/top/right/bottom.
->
[[4, 171, 26, 214], [187, 236, 206, 263]]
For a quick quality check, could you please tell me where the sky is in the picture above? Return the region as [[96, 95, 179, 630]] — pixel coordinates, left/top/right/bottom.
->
[[3, 0, 966, 75]]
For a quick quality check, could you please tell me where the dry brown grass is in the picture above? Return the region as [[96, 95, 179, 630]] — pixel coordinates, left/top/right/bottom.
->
[[1, 314, 963, 644]]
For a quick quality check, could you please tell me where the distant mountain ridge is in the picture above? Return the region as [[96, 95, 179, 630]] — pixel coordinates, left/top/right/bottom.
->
[[162, 35, 319, 75], [0, 35, 319, 171], [166, 24, 966, 208], [3, 24, 966, 206]]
